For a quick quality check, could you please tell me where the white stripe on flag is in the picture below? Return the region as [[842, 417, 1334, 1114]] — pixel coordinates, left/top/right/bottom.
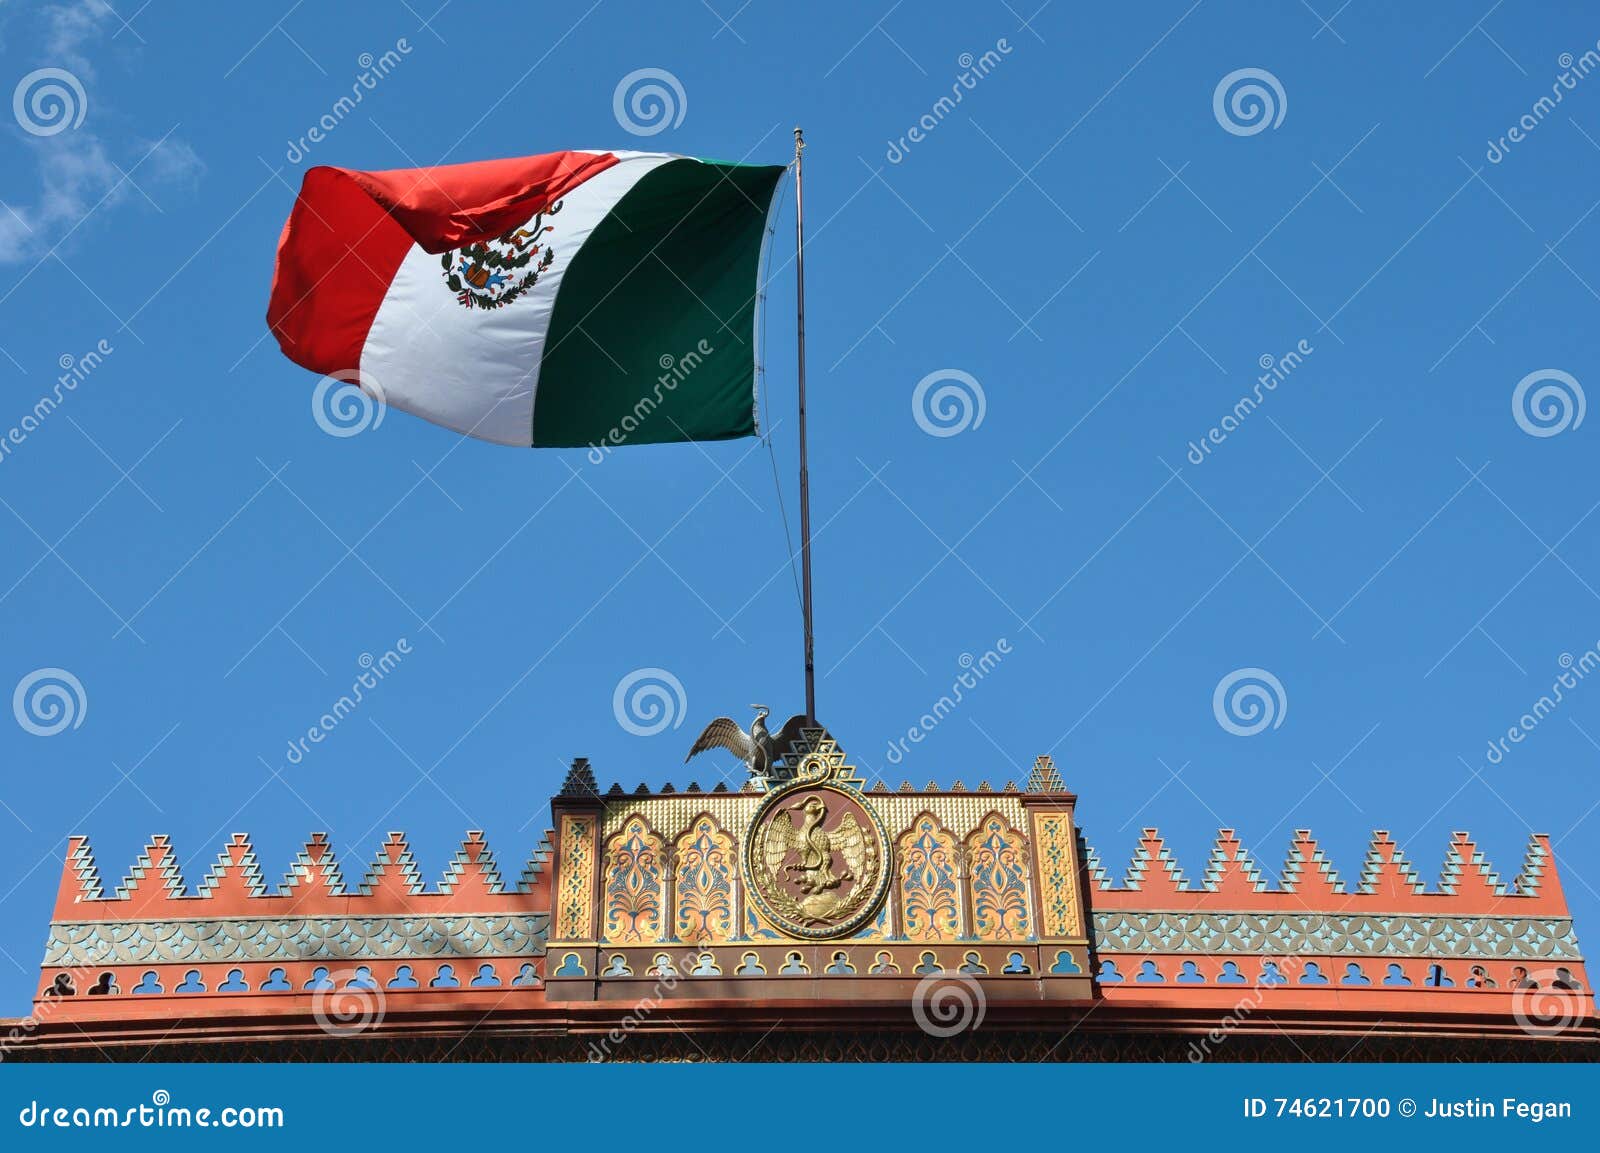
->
[[361, 154, 675, 446]]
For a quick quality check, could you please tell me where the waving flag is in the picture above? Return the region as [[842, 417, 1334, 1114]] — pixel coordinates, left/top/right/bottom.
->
[[267, 150, 785, 447]]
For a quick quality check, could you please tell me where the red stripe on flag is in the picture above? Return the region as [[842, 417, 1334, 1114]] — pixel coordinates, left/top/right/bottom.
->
[[267, 166, 415, 377], [337, 150, 620, 253], [266, 151, 622, 377]]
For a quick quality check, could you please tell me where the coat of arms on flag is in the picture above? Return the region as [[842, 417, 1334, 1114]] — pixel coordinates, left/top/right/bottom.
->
[[442, 201, 562, 310]]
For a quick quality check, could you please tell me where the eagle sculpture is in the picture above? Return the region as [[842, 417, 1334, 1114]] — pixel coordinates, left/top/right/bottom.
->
[[684, 705, 808, 782], [765, 796, 868, 897]]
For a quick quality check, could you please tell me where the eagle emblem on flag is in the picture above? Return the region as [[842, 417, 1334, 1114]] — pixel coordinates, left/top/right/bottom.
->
[[440, 200, 563, 310]]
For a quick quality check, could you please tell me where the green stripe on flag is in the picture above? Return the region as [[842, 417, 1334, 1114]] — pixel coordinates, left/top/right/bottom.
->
[[531, 159, 785, 449]]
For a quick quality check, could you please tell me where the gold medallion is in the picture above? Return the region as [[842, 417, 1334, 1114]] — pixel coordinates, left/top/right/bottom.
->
[[743, 761, 890, 939]]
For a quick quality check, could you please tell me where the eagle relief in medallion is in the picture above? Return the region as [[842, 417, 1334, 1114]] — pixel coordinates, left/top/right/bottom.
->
[[744, 778, 890, 939]]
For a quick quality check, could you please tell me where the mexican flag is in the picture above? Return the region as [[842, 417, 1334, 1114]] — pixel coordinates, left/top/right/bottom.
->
[[267, 150, 785, 448]]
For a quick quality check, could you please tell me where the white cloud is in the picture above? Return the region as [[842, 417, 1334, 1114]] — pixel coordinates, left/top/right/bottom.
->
[[44, 0, 108, 72], [2, 2, 205, 264]]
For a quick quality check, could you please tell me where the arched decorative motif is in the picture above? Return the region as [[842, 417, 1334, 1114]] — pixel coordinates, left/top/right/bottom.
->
[[603, 816, 665, 943], [897, 813, 961, 941], [675, 814, 737, 943], [967, 812, 1031, 940]]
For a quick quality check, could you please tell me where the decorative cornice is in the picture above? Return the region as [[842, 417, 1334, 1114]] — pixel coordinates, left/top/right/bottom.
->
[[53, 832, 554, 921], [1082, 830, 1569, 915]]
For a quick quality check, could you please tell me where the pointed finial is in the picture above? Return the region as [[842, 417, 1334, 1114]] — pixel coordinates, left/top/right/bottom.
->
[[1027, 755, 1064, 793], [559, 757, 598, 798]]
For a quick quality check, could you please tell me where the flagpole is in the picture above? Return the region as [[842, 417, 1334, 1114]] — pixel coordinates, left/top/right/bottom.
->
[[793, 126, 816, 725]]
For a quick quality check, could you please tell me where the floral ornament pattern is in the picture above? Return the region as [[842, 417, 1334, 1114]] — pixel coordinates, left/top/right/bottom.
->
[[898, 814, 961, 941], [675, 816, 736, 943], [968, 814, 1030, 940], [603, 816, 664, 943]]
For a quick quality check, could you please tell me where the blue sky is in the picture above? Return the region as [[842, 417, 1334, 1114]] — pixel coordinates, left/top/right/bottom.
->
[[1, 0, 1598, 1007]]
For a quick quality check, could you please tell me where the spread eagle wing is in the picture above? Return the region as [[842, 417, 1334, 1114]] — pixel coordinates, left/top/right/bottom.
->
[[764, 810, 803, 875], [827, 814, 869, 882], [685, 717, 753, 763], [770, 714, 811, 766]]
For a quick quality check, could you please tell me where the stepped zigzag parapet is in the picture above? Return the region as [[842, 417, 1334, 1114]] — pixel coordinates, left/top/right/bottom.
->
[[53, 830, 556, 918], [1076, 829, 1567, 914]]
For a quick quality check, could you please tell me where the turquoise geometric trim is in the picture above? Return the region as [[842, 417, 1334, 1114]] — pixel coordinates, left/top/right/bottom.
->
[[43, 914, 549, 966], [1093, 911, 1580, 959]]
